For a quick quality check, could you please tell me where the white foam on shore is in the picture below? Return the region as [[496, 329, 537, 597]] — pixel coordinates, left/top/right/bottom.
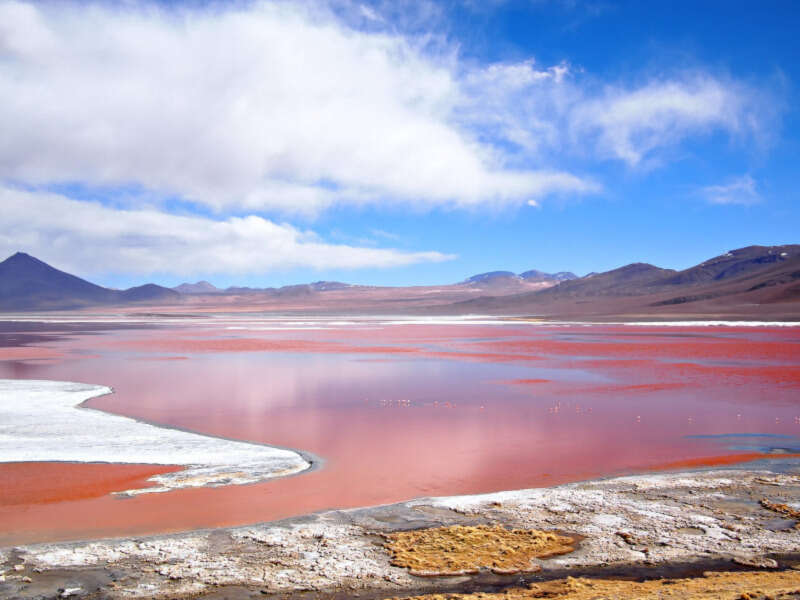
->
[[0, 379, 310, 495]]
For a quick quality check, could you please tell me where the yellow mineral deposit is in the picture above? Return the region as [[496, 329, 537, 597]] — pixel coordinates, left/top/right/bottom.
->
[[393, 570, 800, 600], [383, 524, 575, 576]]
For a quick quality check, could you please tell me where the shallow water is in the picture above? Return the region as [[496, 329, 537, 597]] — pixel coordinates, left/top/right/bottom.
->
[[1, 318, 799, 544]]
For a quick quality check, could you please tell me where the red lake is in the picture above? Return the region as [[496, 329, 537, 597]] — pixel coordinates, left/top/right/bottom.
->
[[1, 318, 799, 544]]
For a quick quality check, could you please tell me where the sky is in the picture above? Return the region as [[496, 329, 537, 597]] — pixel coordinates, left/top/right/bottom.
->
[[0, 0, 797, 288]]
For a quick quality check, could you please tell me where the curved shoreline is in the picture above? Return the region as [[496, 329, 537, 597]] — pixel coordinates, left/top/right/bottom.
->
[[0, 379, 315, 495], [79, 388, 327, 480]]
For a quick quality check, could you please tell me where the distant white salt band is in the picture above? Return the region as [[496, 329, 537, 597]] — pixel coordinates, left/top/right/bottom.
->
[[0, 379, 310, 495]]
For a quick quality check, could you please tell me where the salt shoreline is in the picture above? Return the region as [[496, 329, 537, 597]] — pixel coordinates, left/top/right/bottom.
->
[[3, 377, 800, 598], [3, 466, 800, 599], [0, 379, 312, 495]]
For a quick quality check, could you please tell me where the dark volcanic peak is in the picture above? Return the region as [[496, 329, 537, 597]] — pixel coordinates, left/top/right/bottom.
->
[[0, 251, 113, 310], [0, 252, 181, 311]]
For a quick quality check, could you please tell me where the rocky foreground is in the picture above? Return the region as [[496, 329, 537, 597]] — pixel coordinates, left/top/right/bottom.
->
[[3, 467, 800, 599]]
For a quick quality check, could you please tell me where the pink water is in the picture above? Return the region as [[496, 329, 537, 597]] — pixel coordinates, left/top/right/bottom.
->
[[1, 320, 798, 544]]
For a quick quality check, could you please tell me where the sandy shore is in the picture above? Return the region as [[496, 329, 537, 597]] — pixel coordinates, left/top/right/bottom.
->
[[3, 466, 800, 599]]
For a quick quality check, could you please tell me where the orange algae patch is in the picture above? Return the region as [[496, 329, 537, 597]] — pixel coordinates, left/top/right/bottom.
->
[[0, 462, 183, 506], [383, 525, 575, 576], [393, 570, 800, 600], [646, 453, 800, 472]]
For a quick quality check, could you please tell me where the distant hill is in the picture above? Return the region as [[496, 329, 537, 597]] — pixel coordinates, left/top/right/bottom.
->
[[519, 270, 578, 282], [176, 281, 353, 295], [532, 263, 675, 298], [464, 269, 577, 285], [464, 271, 519, 284], [442, 245, 800, 319], [0, 252, 179, 311], [119, 284, 180, 303], [2, 246, 797, 318], [309, 281, 352, 291], [658, 245, 797, 286], [173, 281, 219, 294]]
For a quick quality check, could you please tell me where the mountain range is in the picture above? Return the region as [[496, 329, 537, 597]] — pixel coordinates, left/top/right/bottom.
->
[[445, 245, 800, 319], [0, 245, 797, 319], [0, 252, 179, 311]]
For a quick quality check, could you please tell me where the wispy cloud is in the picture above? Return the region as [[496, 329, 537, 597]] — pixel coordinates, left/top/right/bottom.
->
[[370, 228, 402, 241], [570, 76, 768, 166], [0, 186, 454, 276], [700, 175, 761, 205], [459, 62, 771, 172]]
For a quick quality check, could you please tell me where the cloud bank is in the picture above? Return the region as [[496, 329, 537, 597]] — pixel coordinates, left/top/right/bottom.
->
[[0, 0, 779, 276], [0, 186, 453, 276], [0, 1, 769, 212], [0, 0, 595, 213]]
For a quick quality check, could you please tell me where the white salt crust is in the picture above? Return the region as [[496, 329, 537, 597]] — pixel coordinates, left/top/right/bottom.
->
[[0, 379, 310, 495]]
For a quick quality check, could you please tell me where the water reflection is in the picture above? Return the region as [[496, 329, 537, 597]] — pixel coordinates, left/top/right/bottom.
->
[[0, 321, 798, 544]]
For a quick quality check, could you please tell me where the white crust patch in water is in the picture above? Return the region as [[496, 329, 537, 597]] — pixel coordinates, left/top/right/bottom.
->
[[0, 379, 310, 495]]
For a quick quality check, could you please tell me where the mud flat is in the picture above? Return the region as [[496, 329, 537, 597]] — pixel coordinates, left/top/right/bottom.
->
[[3, 467, 800, 599]]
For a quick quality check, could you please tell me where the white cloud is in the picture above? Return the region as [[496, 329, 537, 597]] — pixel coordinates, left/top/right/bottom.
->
[[357, 4, 384, 23], [459, 60, 576, 155], [0, 186, 454, 276], [370, 228, 401, 241], [0, 0, 775, 229], [458, 62, 769, 171], [0, 0, 594, 214], [570, 76, 764, 166], [700, 175, 761, 205]]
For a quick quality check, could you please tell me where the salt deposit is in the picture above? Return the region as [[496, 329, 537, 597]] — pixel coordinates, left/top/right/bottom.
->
[[0, 379, 310, 494]]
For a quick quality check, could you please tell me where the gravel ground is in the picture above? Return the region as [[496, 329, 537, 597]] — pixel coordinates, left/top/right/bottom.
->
[[3, 466, 800, 599]]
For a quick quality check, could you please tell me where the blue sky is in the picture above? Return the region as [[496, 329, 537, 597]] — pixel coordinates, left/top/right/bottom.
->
[[0, 0, 797, 288]]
